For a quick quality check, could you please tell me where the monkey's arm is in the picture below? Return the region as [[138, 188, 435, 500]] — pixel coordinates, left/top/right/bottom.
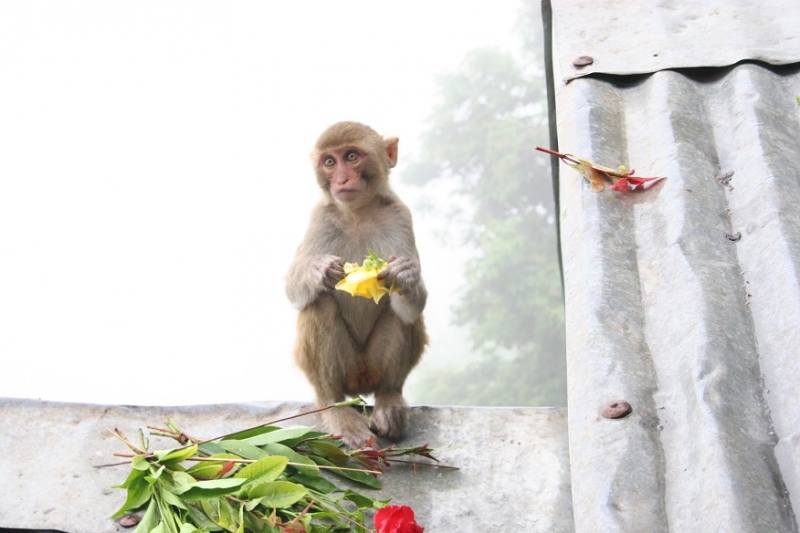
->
[[286, 209, 345, 310], [391, 275, 427, 324], [379, 255, 427, 324], [286, 253, 343, 310], [373, 204, 427, 323]]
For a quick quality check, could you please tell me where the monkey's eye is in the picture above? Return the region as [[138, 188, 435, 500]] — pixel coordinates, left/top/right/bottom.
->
[[322, 156, 336, 167], [345, 150, 360, 162]]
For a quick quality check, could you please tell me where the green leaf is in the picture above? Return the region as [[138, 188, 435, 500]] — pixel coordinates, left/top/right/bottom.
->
[[179, 524, 201, 533], [200, 497, 239, 531], [110, 478, 152, 518], [235, 503, 245, 533], [145, 465, 165, 485], [185, 503, 221, 531], [280, 430, 331, 448], [242, 512, 273, 533], [261, 442, 319, 476], [244, 497, 262, 512], [174, 478, 247, 501], [234, 455, 287, 482], [132, 498, 158, 533], [247, 481, 308, 508], [200, 442, 226, 455], [311, 456, 381, 489], [132, 454, 151, 471], [160, 488, 188, 510], [218, 440, 270, 460], [241, 426, 317, 446], [186, 461, 224, 480], [287, 472, 339, 494], [304, 441, 349, 463], [149, 524, 165, 533], [306, 511, 351, 530], [363, 249, 387, 270], [220, 425, 280, 441], [342, 489, 389, 509], [169, 471, 196, 490], [216, 497, 238, 531], [155, 491, 180, 533], [155, 444, 199, 465], [186, 454, 241, 479]]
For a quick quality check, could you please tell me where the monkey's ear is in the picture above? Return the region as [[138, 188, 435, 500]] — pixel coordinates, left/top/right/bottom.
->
[[385, 137, 399, 169]]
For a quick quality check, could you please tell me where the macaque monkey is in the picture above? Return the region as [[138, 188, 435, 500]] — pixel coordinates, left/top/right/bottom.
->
[[286, 121, 428, 449]]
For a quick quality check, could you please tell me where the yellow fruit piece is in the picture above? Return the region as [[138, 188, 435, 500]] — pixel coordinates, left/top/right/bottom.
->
[[335, 262, 400, 304]]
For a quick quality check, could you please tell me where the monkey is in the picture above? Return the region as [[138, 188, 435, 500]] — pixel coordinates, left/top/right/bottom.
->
[[286, 121, 428, 449]]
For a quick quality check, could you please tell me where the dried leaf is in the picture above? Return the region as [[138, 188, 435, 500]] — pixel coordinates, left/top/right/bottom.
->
[[536, 146, 666, 194], [570, 162, 606, 192]]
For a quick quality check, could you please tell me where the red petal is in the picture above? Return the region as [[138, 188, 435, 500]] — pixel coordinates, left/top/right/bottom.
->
[[374, 505, 424, 533], [610, 176, 665, 192]]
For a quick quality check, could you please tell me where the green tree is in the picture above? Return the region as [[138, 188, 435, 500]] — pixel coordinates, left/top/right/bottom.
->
[[407, 5, 566, 406]]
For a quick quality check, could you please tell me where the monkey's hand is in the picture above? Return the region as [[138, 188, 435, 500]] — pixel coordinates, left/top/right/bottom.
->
[[377, 255, 420, 291], [286, 254, 345, 310], [317, 254, 345, 290]]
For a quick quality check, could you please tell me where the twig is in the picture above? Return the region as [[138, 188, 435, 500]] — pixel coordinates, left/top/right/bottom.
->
[[111, 452, 383, 475], [385, 458, 460, 470]]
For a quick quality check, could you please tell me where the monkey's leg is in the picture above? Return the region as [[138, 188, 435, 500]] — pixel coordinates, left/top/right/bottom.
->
[[365, 313, 427, 441], [293, 295, 374, 449]]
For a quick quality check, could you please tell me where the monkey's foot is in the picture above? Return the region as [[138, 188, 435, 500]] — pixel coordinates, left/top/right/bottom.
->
[[322, 405, 375, 449], [370, 404, 408, 442]]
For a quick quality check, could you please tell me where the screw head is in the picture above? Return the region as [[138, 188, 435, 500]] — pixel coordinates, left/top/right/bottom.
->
[[119, 515, 140, 528], [602, 400, 632, 419], [573, 56, 594, 67]]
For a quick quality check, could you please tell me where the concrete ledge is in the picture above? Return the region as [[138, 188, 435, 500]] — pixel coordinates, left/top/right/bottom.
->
[[0, 399, 573, 532]]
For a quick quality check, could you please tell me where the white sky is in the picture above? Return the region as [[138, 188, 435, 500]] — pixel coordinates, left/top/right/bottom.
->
[[0, 1, 526, 405]]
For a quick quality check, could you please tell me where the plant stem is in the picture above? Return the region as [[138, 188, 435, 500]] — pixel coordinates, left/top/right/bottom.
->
[[194, 399, 365, 446], [111, 452, 383, 475]]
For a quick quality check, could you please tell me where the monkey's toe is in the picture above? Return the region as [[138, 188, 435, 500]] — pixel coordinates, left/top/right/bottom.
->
[[339, 428, 376, 450], [369, 405, 408, 442], [322, 407, 375, 449]]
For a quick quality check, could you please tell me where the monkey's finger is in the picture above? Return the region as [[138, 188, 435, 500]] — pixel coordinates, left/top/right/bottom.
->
[[325, 270, 345, 284]]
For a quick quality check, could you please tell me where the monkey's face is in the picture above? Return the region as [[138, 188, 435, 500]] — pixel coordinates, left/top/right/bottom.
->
[[317, 145, 371, 204]]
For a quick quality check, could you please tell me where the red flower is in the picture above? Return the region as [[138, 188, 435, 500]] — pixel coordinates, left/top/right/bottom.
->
[[374, 505, 424, 533]]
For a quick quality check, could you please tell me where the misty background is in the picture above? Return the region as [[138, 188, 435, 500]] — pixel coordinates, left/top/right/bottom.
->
[[0, 1, 564, 407]]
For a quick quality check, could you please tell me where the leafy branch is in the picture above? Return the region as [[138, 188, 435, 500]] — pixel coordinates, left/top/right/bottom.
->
[[109, 400, 454, 532]]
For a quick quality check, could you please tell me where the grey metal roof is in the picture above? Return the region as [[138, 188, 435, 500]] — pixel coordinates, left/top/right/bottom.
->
[[549, 0, 800, 531], [551, 1, 800, 81]]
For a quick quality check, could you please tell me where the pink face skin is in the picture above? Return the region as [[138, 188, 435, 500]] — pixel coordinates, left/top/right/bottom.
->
[[319, 146, 369, 203]]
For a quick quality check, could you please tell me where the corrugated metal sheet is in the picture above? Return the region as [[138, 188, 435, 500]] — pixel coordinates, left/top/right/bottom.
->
[[549, 1, 800, 531], [551, 0, 800, 81]]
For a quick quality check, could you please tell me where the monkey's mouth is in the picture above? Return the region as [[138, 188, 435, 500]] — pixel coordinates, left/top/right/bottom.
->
[[334, 189, 362, 202]]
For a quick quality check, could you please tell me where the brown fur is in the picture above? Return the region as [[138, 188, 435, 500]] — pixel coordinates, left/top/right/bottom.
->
[[286, 122, 428, 448]]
